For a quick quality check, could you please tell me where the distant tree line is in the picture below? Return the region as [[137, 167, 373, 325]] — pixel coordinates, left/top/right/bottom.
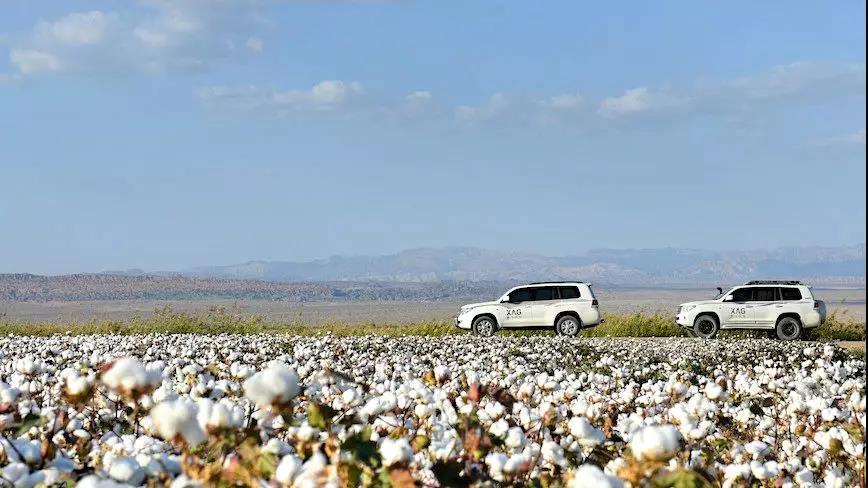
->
[[0, 274, 504, 302]]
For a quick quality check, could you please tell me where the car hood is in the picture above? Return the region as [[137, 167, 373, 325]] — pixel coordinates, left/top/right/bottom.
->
[[461, 300, 500, 310], [679, 299, 720, 308]]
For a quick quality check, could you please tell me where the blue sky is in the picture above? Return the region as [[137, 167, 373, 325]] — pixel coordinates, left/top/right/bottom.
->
[[0, 1, 865, 274]]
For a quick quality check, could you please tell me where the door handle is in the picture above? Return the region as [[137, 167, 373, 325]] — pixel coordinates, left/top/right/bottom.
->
[[775, 304, 783, 308]]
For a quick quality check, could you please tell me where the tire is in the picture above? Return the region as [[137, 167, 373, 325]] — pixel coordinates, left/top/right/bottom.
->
[[693, 314, 719, 339], [775, 316, 802, 341], [472, 316, 497, 337], [555, 315, 581, 337]]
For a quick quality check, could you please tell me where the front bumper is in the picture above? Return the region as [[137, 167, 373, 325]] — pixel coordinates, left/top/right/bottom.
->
[[675, 311, 692, 327], [454, 315, 472, 330]]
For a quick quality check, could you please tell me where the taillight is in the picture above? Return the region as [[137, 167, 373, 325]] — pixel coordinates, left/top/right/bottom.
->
[[813, 300, 820, 310], [592, 299, 599, 307]]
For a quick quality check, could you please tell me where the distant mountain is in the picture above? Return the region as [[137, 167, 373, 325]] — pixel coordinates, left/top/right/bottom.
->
[[182, 244, 866, 286]]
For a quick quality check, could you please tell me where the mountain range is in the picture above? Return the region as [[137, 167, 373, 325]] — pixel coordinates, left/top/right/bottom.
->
[[175, 244, 866, 286]]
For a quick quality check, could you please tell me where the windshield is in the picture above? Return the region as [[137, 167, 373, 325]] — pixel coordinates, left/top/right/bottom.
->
[[712, 287, 731, 300]]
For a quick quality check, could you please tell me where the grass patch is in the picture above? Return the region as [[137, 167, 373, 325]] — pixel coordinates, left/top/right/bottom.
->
[[0, 306, 863, 341]]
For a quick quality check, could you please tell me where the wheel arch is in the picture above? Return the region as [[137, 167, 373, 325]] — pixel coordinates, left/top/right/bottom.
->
[[694, 311, 720, 326], [554, 311, 581, 327], [472, 312, 498, 327], [776, 312, 802, 325]]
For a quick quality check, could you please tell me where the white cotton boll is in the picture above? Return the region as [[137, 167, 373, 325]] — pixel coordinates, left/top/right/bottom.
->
[[505, 427, 526, 449], [704, 382, 726, 401], [629, 425, 682, 461], [341, 388, 358, 406], [723, 463, 751, 481], [107, 457, 144, 486], [568, 416, 605, 447], [196, 399, 236, 431], [489, 419, 509, 438], [433, 365, 451, 383], [296, 423, 317, 442], [274, 454, 302, 485], [379, 438, 413, 467], [541, 440, 568, 467], [744, 440, 769, 459], [101, 357, 161, 397], [485, 452, 508, 482], [0, 382, 19, 404], [484, 401, 506, 420], [150, 399, 206, 446], [570, 464, 623, 488], [750, 460, 779, 480], [76, 474, 134, 487], [793, 468, 814, 486], [823, 467, 848, 488], [242, 363, 301, 409]]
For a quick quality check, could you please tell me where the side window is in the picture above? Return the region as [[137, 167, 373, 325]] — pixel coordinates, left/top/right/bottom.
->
[[731, 287, 753, 302], [780, 287, 802, 300], [752, 287, 777, 301], [509, 288, 533, 303], [532, 287, 554, 301], [557, 286, 581, 299]]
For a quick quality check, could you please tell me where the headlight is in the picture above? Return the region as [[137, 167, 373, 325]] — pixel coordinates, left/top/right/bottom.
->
[[683, 305, 697, 313]]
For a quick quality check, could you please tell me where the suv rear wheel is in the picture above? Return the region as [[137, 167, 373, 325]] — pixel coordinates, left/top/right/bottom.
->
[[775, 316, 802, 341], [693, 314, 719, 339], [555, 315, 581, 337], [472, 316, 497, 337]]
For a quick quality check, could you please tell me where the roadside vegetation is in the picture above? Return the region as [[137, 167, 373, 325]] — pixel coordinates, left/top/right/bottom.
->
[[0, 306, 863, 342]]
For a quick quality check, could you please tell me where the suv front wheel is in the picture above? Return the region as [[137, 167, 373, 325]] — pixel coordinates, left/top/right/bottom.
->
[[472, 316, 497, 337], [693, 314, 719, 339], [775, 316, 802, 341]]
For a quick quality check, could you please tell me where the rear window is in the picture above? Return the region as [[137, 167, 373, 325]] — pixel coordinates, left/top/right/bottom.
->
[[557, 286, 581, 299], [752, 287, 777, 301], [780, 287, 802, 300], [532, 287, 554, 301]]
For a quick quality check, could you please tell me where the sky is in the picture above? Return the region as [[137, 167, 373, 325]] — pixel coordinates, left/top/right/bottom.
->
[[0, 1, 865, 274]]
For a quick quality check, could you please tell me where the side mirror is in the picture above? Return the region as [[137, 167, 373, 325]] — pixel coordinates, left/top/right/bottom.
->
[[723, 295, 734, 302]]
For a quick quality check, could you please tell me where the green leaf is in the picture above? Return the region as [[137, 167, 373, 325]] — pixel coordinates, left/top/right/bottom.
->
[[307, 402, 338, 429], [432, 460, 471, 488], [652, 468, 715, 488], [342, 432, 380, 466], [15, 413, 45, 437]]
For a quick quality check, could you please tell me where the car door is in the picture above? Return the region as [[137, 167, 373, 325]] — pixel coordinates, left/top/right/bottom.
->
[[528, 286, 557, 326], [750, 287, 780, 327], [501, 287, 534, 328], [721, 287, 754, 327]]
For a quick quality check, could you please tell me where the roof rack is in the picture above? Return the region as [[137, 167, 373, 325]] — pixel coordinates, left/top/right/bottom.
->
[[528, 281, 585, 285], [745, 280, 802, 285]]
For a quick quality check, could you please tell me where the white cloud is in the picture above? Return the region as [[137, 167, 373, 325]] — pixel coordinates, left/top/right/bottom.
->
[[10, 49, 62, 74], [818, 129, 867, 147], [7, 1, 269, 77], [245, 37, 263, 53], [539, 93, 583, 110], [456, 93, 511, 122], [35, 11, 111, 46], [598, 87, 689, 117], [723, 61, 865, 102], [197, 82, 440, 121], [273, 80, 365, 109], [404, 91, 432, 105]]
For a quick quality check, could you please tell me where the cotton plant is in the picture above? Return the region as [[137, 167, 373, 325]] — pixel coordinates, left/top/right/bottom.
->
[[0, 334, 863, 487]]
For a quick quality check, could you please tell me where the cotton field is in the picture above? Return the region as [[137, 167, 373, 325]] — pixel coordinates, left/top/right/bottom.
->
[[0, 335, 864, 487]]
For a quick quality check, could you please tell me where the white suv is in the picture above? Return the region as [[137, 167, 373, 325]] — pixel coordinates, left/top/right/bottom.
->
[[675, 280, 827, 340], [454, 282, 602, 337]]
